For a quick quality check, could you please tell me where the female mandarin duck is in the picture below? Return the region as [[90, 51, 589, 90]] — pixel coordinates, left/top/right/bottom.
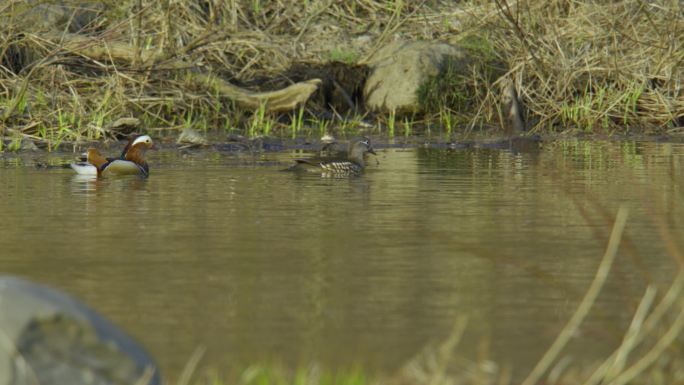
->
[[70, 135, 154, 177], [290, 137, 376, 175]]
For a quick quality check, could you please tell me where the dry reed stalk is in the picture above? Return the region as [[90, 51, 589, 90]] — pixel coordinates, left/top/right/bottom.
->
[[521, 206, 629, 385], [583, 270, 684, 385], [177, 346, 206, 385]]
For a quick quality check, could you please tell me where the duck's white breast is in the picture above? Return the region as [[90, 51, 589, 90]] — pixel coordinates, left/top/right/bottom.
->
[[70, 163, 98, 176]]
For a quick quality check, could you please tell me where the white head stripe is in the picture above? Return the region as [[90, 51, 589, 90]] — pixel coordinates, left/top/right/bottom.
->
[[132, 135, 152, 146]]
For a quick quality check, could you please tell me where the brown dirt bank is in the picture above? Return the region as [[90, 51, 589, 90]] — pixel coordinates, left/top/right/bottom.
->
[[1, 1, 682, 151]]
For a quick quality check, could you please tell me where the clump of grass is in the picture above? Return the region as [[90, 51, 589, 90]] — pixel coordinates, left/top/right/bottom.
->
[[313, 117, 330, 137], [290, 106, 305, 139], [386, 110, 396, 137], [402, 116, 413, 137], [328, 48, 360, 65], [416, 34, 507, 133], [248, 102, 278, 138]]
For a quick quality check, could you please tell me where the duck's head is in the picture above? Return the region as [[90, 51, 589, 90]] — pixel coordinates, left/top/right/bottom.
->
[[122, 134, 155, 164], [129, 135, 154, 151], [122, 134, 154, 154], [349, 137, 376, 158]]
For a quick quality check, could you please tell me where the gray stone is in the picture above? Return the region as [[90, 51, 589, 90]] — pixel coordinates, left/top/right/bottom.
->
[[363, 41, 468, 113], [10, 1, 104, 33], [0, 276, 160, 385], [177, 128, 209, 146], [19, 139, 39, 151]]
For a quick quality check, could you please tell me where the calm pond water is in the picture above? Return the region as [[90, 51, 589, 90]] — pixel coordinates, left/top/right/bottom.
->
[[1, 139, 683, 381]]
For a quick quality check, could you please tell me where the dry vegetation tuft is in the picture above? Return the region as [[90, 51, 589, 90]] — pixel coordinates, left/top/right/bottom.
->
[[481, 0, 684, 134]]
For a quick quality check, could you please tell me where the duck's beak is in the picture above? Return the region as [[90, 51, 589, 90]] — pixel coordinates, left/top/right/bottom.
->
[[368, 147, 377, 155]]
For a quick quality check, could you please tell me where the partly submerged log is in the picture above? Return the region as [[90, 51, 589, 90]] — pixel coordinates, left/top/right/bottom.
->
[[195, 74, 322, 112]]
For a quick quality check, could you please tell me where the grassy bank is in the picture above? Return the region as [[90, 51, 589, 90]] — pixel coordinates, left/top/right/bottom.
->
[[0, 1, 682, 150]]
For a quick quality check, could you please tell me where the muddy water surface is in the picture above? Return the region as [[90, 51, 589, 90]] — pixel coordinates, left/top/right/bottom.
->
[[0, 139, 682, 381]]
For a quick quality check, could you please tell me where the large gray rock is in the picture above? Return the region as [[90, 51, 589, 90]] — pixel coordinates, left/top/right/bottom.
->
[[11, 1, 104, 33], [363, 41, 468, 113], [0, 276, 160, 385]]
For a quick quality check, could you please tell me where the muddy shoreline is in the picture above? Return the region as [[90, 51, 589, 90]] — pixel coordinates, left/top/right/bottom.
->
[[4, 133, 684, 170]]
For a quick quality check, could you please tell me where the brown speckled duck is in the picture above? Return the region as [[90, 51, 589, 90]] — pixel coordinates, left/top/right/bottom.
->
[[290, 137, 376, 175]]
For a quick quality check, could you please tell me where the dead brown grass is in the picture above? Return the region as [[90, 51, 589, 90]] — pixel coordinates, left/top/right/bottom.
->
[[479, 0, 684, 133]]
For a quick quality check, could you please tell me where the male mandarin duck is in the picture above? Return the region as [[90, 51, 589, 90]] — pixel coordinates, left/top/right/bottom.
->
[[289, 137, 377, 175], [70, 134, 154, 177]]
